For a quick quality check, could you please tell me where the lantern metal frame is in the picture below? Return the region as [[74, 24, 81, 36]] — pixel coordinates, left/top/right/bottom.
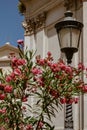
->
[[55, 11, 83, 64], [55, 11, 83, 129]]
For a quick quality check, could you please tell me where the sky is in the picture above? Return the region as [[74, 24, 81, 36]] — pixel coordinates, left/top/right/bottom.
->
[[0, 0, 24, 47]]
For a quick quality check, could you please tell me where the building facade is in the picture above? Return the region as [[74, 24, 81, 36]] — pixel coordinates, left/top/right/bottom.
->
[[0, 42, 19, 73], [19, 0, 87, 130]]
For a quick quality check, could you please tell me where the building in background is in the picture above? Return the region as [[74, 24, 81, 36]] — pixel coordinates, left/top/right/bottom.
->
[[0, 42, 19, 73], [19, 0, 87, 130]]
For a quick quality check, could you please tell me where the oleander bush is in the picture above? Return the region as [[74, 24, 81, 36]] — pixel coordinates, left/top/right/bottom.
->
[[0, 40, 87, 130]]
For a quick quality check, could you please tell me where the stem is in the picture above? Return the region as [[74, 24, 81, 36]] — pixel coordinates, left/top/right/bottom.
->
[[35, 90, 56, 130], [36, 112, 44, 130]]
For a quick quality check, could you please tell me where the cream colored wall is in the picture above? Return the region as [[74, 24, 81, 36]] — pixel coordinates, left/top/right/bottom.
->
[[0, 50, 18, 58], [82, 1, 87, 130], [22, 0, 87, 130], [0, 43, 19, 74], [23, 1, 65, 129]]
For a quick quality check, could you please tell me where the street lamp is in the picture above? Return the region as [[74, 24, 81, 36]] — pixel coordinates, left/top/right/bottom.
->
[[55, 11, 83, 129], [55, 11, 83, 64]]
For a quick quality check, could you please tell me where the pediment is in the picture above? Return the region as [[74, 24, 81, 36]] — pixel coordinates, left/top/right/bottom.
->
[[0, 42, 19, 61], [0, 42, 19, 52]]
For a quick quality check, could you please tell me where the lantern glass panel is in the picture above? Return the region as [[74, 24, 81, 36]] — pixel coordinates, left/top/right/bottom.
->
[[58, 28, 70, 48], [58, 27, 80, 49], [72, 28, 81, 48]]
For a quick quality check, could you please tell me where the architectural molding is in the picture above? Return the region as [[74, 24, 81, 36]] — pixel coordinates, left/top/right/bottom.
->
[[64, 0, 83, 11], [0, 62, 10, 67], [64, 0, 74, 10], [25, 0, 63, 19], [35, 12, 46, 31], [0, 42, 19, 53], [20, 0, 87, 129], [0, 42, 19, 68], [22, 12, 46, 35], [22, 18, 35, 35]]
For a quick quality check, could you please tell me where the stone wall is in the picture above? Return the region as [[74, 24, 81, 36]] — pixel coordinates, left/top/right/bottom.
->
[[21, 0, 87, 129]]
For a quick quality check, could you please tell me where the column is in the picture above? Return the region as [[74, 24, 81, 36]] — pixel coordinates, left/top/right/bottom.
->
[[83, 1, 87, 130]]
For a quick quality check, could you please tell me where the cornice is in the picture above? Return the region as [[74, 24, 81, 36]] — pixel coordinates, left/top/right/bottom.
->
[[22, 0, 83, 36], [23, 0, 83, 19], [22, 12, 46, 36], [25, 0, 63, 19], [64, 0, 83, 11], [0, 59, 10, 62], [22, 0, 63, 36], [0, 44, 19, 53], [0, 60, 11, 67]]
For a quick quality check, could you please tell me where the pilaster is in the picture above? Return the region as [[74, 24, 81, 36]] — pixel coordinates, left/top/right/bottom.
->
[[22, 12, 46, 36], [83, 1, 87, 130]]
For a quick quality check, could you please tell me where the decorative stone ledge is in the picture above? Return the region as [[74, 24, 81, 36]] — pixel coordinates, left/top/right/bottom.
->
[[21, 0, 83, 36], [22, 18, 35, 35], [64, 0, 83, 11], [22, 12, 46, 35]]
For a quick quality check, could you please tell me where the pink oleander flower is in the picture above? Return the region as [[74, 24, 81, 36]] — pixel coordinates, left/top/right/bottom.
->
[[0, 84, 5, 90], [22, 106, 26, 110], [17, 39, 24, 46], [17, 59, 27, 66], [47, 61, 52, 66], [31, 67, 42, 75], [34, 76, 44, 86], [0, 108, 6, 114], [4, 85, 13, 93], [60, 97, 79, 104], [38, 59, 45, 66], [66, 98, 74, 104], [65, 66, 72, 73], [11, 57, 26, 67], [11, 57, 18, 67], [6, 72, 15, 82], [22, 106, 27, 112], [10, 72, 15, 78], [59, 62, 66, 70], [47, 51, 52, 57], [38, 121, 44, 128], [26, 124, 33, 130], [14, 68, 21, 75], [82, 85, 87, 92], [74, 97, 79, 104], [49, 89, 59, 98], [0, 126, 6, 130], [50, 63, 60, 72], [0, 93, 6, 100], [60, 97, 66, 104], [22, 96, 28, 102], [6, 75, 12, 82], [12, 57, 18, 63], [78, 63, 85, 70]]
